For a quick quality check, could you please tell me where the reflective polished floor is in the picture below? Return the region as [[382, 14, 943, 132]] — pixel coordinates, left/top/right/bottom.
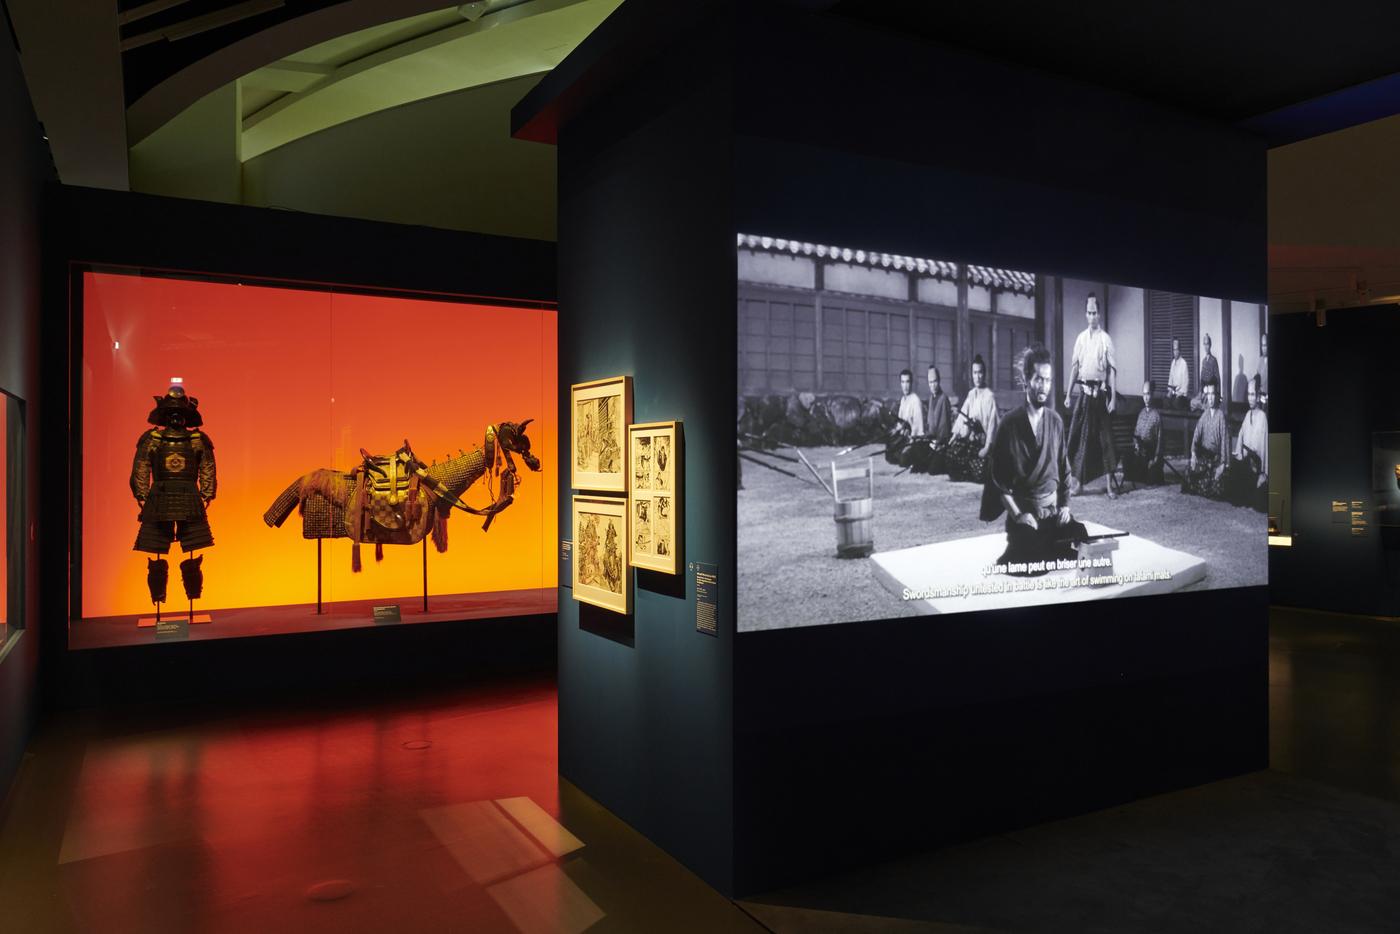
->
[[0, 678, 761, 934], [743, 607, 1400, 933], [5, 608, 1400, 933]]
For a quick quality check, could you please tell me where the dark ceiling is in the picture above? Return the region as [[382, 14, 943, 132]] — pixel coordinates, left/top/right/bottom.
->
[[119, 0, 1400, 123], [826, 0, 1400, 121], [120, 0, 344, 105]]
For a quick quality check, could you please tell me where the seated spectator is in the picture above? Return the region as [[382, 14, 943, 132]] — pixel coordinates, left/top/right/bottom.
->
[[1182, 381, 1230, 498], [1226, 375, 1269, 511], [948, 355, 999, 483], [1122, 380, 1164, 486]]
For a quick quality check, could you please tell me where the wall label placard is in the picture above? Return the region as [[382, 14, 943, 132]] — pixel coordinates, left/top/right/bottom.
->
[[560, 539, 572, 589], [694, 561, 718, 636], [372, 605, 402, 624], [1352, 501, 1370, 536], [154, 617, 189, 641]]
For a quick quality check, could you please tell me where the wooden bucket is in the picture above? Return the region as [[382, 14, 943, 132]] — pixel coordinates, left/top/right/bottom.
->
[[832, 457, 874, 558]]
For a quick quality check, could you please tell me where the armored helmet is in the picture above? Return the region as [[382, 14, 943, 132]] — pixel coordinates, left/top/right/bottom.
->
[[146, 385, 203, 427]]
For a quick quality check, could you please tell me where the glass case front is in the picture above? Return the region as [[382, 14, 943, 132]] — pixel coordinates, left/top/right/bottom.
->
[[1, 392, 9, 645], [1269, 432, 1291, 544], [74, 269, 557, 647]]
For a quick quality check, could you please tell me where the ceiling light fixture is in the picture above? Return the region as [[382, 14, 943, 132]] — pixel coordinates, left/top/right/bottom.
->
[[457, 1, 490, 21], [457, 0, 534, 23]]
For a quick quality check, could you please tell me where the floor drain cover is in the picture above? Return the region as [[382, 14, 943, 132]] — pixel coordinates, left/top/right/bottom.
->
[[306, 879, 356, 902], [402, 740, 432, 750]]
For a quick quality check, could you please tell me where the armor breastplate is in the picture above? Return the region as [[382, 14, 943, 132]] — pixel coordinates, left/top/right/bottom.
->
[[142, 429, 207, 521], [151, 430, 202, 482]]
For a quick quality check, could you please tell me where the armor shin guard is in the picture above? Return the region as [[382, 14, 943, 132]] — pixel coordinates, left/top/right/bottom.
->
[[180, 555, 204, 600], [147, 558, 169, 605]]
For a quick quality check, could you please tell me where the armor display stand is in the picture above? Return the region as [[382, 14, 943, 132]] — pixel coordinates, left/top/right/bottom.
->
[[422, 538, 429, 613], [316, 540, 323, 614]]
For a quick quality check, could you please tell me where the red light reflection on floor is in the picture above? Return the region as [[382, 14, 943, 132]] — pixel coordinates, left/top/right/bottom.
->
[[56, 682, 570, 934]]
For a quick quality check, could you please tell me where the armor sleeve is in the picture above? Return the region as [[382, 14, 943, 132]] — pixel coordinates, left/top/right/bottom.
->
[[197, 431, 217, 502], [130, 430, 154, 503]]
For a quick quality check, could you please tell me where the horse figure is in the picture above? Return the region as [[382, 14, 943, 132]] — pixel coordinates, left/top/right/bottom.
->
[[263, 419, 540, 571]]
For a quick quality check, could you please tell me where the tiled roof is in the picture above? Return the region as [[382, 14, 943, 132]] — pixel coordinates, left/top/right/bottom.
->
[[737, 234, 1036, 294]]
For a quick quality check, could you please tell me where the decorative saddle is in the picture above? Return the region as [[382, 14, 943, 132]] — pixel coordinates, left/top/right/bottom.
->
[[353, 446, 428, 535]]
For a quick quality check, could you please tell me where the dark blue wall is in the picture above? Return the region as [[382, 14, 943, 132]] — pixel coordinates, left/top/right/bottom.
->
[[541, 0, 1269, 900], [730, 8, 1269, 895], [0, 12, 51, 807], [1269, 307, 1398, 615], [732, 11, 1263, 300], [554, 27, 737, 894]]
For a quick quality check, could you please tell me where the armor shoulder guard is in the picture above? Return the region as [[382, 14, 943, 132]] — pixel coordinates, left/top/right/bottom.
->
[[191, 430, 214, 451], [137, 428, 159, 448]]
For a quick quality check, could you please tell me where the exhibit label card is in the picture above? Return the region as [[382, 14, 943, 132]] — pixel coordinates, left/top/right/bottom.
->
[[560, 539, 572, 589], [372, 605, 402, 624], [155, 617, 189, 641], [694, 562, 718, 636]]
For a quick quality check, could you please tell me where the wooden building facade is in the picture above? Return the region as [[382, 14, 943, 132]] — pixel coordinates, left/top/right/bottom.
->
[[739, 234, 1268, 410]]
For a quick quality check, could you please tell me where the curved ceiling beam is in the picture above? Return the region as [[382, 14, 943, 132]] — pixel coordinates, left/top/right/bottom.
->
[[127, 0, 453, 146], [9, 0, 128, 188], [241, 0, 622, 162]]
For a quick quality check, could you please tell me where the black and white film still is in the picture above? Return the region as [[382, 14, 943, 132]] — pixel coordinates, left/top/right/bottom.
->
[[736, 234, 1268, 631]]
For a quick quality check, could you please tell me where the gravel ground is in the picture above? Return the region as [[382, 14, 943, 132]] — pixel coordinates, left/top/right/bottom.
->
[[737, 444, 1267, 630]]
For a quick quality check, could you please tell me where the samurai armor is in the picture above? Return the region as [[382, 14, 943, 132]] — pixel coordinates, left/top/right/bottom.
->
[[180, 556, 204, 600], [146, 558, 168, 605], [131, 426, 216, 552], [135, 519, 214, 554]]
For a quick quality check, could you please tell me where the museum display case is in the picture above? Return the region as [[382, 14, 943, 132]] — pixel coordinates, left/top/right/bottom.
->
[[71, 267, 558, 648], [1269, 432, 1292, 544], [1, 391, 12, 645]]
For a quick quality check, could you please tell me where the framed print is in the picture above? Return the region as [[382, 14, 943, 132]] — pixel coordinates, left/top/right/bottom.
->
[[571, 376, 633, 492], [571, 494, 631, 614], [628, 420, 683, 574]]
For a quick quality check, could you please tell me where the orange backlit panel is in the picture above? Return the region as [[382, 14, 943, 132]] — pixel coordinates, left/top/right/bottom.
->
[[1, 396, 7, 638], [81, 271, 557, 619]]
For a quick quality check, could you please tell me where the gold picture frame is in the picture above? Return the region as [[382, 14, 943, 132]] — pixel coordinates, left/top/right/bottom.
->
[[571, 494, 631, 614], [571, 376, 633, 492], [628, 420, 683, 574]]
